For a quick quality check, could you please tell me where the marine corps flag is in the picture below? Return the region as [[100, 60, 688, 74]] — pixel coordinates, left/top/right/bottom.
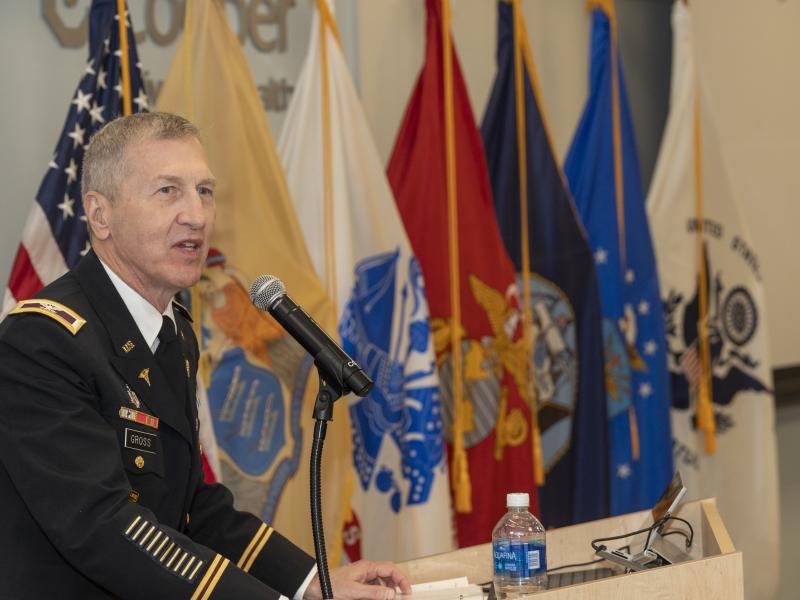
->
[[564, 0, 673, 515], [647, 3, 779, 597], [480, 0, 608, 528], [157, 0, 350, 561], [388, 0, 539, 547], [278, 0, 453, 561]]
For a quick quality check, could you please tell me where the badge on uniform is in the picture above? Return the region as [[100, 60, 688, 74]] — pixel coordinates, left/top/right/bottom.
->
[[119, 406, 159, 429], [138, 368, 151, 387], [125, 385, 141, 408]]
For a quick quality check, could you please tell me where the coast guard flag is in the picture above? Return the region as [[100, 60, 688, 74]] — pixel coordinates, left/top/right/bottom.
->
[[481, 0, 608, 528], [2, 0, 147, 314], [564, 0, 672, 515], [647, 3, 779, 597], [389, 0, 539, 548], [278, 0, 453, 561], [157, 0, 350, 562]]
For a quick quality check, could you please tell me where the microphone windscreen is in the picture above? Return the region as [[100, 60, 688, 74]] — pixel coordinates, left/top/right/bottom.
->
[[249, 275, 286, 310]]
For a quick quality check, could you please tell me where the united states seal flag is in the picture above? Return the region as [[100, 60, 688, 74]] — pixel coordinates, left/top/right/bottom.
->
[[2, 0, 147, 315], [278, 0, 453, 561], [647, 3, 779, 598]]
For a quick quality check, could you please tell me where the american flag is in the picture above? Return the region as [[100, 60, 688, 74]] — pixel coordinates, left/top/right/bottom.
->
[[2, 0, 147, 314], [679, 340, 701, 391]]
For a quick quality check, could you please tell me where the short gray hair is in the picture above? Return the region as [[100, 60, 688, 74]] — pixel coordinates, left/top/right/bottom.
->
[[81, 112, 200, 201]]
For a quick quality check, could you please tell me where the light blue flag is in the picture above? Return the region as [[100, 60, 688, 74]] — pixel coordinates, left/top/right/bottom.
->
[[564, 1, 673, 514]]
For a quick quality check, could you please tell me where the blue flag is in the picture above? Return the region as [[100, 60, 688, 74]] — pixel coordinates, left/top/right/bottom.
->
[[481, 1, 608, 527], [564, 2, 672, 514]]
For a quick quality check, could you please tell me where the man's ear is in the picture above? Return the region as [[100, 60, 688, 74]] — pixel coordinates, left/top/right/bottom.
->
[[83, 192, 112, 241]]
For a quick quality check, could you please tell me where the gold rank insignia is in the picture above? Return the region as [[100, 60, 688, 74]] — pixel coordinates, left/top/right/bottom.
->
[[10, 299, 86, 335], [121, 340, 135, 353], [185, 359, 190, 379], [138, 368, 151, 386], [126, 385, 141, 408]]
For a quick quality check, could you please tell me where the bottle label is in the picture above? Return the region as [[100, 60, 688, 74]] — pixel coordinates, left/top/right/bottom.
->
[[493, 539, 547, 578]]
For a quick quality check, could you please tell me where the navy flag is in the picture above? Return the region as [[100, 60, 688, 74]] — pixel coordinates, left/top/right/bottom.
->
[[564, 0, 672, 514], [3, 0, 147, 312], [481, 0, 609, 527]]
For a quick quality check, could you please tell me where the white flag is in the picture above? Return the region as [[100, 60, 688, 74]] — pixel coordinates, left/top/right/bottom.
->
[[647, 3, 780, 598], [278, 0, 454, 561]]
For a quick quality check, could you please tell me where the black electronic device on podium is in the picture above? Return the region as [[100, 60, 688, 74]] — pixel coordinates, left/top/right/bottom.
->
[[594, 471, 689, 572]]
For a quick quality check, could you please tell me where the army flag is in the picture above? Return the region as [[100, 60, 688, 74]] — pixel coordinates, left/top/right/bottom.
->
[[3, 0, 147, 314], [481, 0, 608, 528], [157, 0, 350, 561], [388, 0, 539, 548], [277, 0, 453, 562], [647, 2, 779, 597], [564, 0, 673, 515]]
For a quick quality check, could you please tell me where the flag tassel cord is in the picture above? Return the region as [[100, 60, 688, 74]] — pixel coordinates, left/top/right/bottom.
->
[[318, 0, 339, 316], [315, 0, 351, 563], [511, 0, 545, 486], [693, 85, 716, 454], [116, 0, 132, 116], [181, 0, 194, 121], [589, 0, 640, 460], [441, 0, 472, 514]]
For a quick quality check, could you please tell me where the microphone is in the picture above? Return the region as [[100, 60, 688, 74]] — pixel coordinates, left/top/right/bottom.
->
[[249, 275, 373, 398]]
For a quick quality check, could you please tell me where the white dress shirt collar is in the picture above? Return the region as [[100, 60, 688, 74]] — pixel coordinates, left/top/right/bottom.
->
[[99, 259, 175, 353]]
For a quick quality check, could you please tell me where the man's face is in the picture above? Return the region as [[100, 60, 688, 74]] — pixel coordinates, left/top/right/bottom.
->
[[102, 136, 216, 302]]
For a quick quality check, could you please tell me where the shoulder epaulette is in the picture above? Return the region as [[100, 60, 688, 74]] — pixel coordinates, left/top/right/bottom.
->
[[9, 299, 86, 335], [171, 299, 193, 323]]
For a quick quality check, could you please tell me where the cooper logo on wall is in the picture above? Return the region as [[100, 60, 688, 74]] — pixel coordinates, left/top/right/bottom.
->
[[664, 218, 770, 446], [42, 0, 299, 112]]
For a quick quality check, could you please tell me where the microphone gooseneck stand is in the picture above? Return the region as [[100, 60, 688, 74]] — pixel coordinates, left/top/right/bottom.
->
[[309, 347, 372, 599], [248, 277, 373, 600], [310, 376, 339, 600]]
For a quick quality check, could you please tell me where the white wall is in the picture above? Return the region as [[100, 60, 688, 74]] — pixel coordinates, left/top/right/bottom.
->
[[357, 0, 591, 164]]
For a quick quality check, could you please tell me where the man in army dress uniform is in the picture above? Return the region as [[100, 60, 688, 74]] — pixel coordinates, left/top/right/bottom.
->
[[0, 113, 411, 599]]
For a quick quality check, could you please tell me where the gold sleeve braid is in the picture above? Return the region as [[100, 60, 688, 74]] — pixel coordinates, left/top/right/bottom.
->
[[237, 522, 274, 573], [190, 554, 230, 600]]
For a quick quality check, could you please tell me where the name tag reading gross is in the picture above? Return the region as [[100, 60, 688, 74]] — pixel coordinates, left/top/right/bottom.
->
[[124, 428, 159, 454]]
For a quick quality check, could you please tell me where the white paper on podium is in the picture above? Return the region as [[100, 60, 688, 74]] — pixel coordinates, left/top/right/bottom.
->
[[397, 577, 485, 600]]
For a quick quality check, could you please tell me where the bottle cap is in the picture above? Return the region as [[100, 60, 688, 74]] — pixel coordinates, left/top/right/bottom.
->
[[506, 493, 529, 508]]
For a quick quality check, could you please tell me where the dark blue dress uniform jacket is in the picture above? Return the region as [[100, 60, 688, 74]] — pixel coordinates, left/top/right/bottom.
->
[[0, 251, 315, 599]]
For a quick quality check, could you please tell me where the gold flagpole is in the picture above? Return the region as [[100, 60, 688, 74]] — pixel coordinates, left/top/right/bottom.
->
[[116, 0, 132, 116], [511, 0, 544, 486], [442, 0, 471, 513]]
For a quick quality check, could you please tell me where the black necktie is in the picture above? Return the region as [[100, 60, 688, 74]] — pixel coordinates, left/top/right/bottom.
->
[[155, 315, 187, 402]]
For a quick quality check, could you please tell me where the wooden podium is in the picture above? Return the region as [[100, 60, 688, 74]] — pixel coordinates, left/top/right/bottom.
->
[[397, 498, 743, 599]]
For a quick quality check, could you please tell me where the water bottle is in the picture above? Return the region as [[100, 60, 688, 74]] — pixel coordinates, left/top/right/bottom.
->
[[492, 493, 547, 597]]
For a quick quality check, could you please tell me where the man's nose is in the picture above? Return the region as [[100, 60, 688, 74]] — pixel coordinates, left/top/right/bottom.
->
[[178, 190, 208, 229]]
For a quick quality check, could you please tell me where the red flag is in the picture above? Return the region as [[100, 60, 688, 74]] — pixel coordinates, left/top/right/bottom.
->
[[388, 0, 539, 547]]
